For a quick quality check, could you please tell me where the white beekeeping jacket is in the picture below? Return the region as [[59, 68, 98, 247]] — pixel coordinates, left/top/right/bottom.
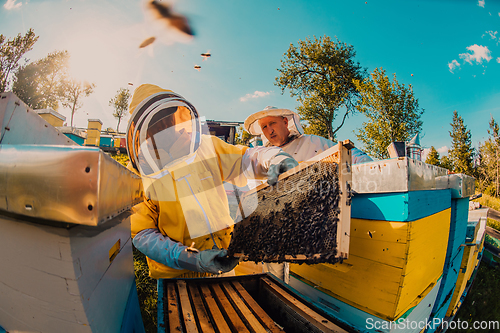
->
[[243, 106, 372, 164]]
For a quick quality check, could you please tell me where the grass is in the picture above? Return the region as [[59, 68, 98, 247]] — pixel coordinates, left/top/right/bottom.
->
[[473, 193, 500, 212], [474, 192, 500, 231], [488, 218, 500, 232], [448, 262, 500, 332], [133, 246, 158, 333], [108, 152, 130, 167]]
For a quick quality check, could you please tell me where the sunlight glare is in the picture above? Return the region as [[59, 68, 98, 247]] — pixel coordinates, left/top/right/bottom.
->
[[67, 34, 115, 84]]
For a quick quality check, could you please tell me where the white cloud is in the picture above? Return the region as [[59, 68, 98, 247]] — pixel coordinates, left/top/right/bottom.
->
[[478, 0, 485, 8], [421, 148, 431, 161], [459, 44, 492, 64], [485, 30, 498, 39], [422, 146, 448, 161], [497, 57, 500, 63], [239, 90, 272, 102], [3, 0, 22, 10], [448, 59, 460, 73], [437, 146, 449, 156]]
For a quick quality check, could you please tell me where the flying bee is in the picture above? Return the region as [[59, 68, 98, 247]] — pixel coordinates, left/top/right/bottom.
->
[[201, 51, 211, 61]]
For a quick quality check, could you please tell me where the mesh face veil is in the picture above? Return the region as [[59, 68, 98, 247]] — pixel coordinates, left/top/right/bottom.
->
[[126, 91, 201, 176]]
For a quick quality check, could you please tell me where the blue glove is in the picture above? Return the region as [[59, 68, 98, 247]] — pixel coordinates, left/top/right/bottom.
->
[[133, 228, 239, 274], [267, 153, 299, 186], [178, 248, 240, 274]]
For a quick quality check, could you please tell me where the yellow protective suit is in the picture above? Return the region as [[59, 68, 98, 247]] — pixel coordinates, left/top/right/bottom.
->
[[127, 85, 289, 279], [131, 135, 253, 278]]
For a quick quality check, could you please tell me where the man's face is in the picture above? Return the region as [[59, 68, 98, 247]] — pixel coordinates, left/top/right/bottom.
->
[[258, 116, 290, 146]]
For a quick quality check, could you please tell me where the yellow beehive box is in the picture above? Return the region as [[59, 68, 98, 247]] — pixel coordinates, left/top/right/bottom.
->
[[290, 208, 451, 321]]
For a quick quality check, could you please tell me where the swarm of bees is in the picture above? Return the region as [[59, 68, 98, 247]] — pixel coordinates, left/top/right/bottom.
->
[[227, 161, 342, 264], [138, 1, 214, 72], [142, 0, 194, 44]]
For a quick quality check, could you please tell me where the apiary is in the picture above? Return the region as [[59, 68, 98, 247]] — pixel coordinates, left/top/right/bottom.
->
[[227, 141, 353, 264]]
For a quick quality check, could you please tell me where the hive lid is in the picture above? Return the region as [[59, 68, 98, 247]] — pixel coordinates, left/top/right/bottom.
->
[[0, 145, 143, 226]]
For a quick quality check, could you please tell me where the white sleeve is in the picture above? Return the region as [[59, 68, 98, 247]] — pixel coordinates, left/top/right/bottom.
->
[[241, 146, 288, 179]]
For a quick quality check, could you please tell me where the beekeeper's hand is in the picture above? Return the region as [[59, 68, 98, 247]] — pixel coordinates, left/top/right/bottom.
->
[[178, 248, 240, 274], [267, 152, 299, 185], [132, 229, 239, 274]]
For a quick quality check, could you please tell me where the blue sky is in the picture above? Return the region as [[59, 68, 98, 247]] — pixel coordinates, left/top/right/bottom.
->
[[2, 0, 499, 157]]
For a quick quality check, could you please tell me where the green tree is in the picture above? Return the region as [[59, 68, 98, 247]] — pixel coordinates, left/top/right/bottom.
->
[[13, 50, 70, 110], [440, 155, 453, 171], [448, 110, 475, 176], [60, 79, 95, 127], [425, 146, 441, 166], [354, 67, 424, 159], [11, 58, 39, 107], [477, 116, 499, 196], [0, 29, 38, 92], [275, 35, 367, 141], [302, 120, 329, 138], [109, 87, 131, 132], [234, 126, 252, 146], [487, 116, 500, 196]]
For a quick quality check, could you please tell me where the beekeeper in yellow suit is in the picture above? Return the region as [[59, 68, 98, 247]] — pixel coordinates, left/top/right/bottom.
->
[[126, 84, 298, 279]]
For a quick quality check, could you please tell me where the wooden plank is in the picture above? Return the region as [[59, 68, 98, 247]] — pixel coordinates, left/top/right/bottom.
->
[[211, 283, 250, 333], [221, 282, 268, 333], [177, 281, 199, 333], [167, 283, 182, 333], [188, 283, 216, 333], [199, 285, 232, 333], [261, 277, 348, 333], [231, 281, 284, 333]]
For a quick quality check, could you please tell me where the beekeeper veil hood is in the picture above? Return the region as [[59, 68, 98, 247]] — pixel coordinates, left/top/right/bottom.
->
[[126, 84, 201, 176], [244, 106, 304, 146]]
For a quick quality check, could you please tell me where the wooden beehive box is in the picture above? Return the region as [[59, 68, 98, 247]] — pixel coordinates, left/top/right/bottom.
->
[[157, 274, 350, 333], [227, 140, 353, 264]]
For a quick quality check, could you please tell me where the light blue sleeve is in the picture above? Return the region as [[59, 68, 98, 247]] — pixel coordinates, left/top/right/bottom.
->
[[132, 228, 187, 270]]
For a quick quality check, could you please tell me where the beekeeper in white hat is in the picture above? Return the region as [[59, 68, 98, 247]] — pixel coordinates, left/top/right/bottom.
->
[[242, 106, 372, 280], [244, 106, 373, 164]]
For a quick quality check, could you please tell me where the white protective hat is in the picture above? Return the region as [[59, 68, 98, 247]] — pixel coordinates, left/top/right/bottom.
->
[[244, 106, 304, 144]]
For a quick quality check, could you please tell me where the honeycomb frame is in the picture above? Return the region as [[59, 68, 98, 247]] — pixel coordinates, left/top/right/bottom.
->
[[227, 140, 353, 264]]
